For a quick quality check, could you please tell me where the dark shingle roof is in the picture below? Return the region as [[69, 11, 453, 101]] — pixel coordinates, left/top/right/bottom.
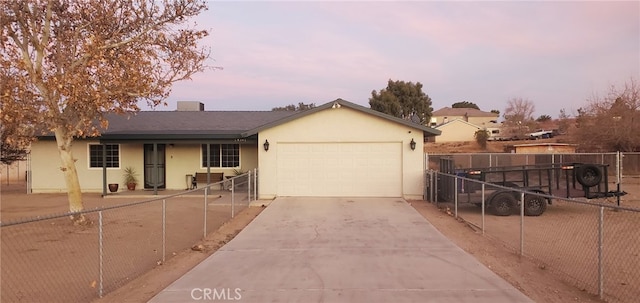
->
[[95, 111, 296, 141], [103, 111, 296, 134], [38, 99, 441, 141]]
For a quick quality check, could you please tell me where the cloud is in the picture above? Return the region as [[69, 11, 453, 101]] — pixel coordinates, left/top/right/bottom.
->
[[161, 1, 639, 116]]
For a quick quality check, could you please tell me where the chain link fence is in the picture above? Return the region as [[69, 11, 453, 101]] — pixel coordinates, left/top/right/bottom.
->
[[426, 163, 640, 303], [0, 171, 258, 303], [427, 152, 639, 191]]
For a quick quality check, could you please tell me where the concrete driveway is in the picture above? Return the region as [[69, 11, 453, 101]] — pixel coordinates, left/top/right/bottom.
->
[[149, 197, 532, 303]]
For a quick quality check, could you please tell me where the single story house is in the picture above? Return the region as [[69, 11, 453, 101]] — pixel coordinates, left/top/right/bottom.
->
[[31, 99, 441, 199], [432, 119, 483, 143], [429, 107, 499, 127]]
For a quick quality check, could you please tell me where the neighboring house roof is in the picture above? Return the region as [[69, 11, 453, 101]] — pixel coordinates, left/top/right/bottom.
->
[[432, 107, 499, 118], [38, 99, 440, 141], [434, 118, 483, 129]]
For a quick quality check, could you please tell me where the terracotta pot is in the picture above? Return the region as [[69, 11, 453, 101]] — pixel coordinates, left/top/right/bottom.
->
[[108, 183, 119, 193], [127, 182, 137, 190]]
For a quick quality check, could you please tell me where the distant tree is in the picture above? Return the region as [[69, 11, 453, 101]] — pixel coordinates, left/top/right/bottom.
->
[[272, 102, 316, 111], [369, 79, 433, 124], [490, 109, 500, 115], [536, 115, 552, 122], [557, 108, 571, 134], [452, 101, 480, 110], [573, 78, 640, 151], [474, 129, 489, 149], [502, 97, 536, 139], [1, 0, 211, 224]]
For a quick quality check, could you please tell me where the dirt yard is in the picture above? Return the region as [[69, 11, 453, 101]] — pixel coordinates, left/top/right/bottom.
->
[[2, 181, 638, 303], [415, 177, 640, 303], [0, 183, 263, 303]]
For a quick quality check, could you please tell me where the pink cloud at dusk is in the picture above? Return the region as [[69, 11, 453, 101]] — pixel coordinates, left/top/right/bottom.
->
[[158, 1, 639, 117]]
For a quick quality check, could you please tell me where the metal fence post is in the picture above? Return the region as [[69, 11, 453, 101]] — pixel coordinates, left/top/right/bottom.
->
[[162, 199, 166, 263], [616, 151, 621, 184], [203, 188, 208, 239], [434, 172, 438, 205], [520, 192, 525, 256], [253, 168, 258, 201], [231, 178, 235, 218], [598, 206, 604, 299], [481, 183, 485, 235], [616, 152, 622, 207], [98, 210, 104, 298], [247, 171, 251, 202], [454, 174, 458, 218], [430, 170, 434, 202]]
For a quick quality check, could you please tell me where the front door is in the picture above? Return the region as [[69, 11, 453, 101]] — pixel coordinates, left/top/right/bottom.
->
[[144, 144, 166, 189]]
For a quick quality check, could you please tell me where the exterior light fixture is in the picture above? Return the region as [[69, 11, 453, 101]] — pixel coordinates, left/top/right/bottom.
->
[[410, 138, 416, 151], [263, 139, 270, 151]]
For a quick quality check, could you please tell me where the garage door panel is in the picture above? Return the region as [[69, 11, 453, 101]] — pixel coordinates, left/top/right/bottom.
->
[[277, 142, 402, 197]]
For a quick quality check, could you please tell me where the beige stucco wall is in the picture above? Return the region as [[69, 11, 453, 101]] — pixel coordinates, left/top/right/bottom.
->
[[258, 106, 425, 200], [30, 139, 141, 193], [435, 121, 481, 143], [165, 144, 257, 190], [30, 140, 258, 193]]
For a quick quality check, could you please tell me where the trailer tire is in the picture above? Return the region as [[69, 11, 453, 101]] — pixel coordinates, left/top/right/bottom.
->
[[491, 192, 515, 216], [576, 164, 602, 187], [524, 194, 547, 216]]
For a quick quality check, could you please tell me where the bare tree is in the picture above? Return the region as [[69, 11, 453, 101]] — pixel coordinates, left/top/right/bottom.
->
[[502, 97, 536, 139], [573, 78, 640, 151], [0, 0, 211, 223]]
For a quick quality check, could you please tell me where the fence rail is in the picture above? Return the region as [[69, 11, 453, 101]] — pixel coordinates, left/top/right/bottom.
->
[[425, 166, 640, 303], [0, 170, 258, 303]]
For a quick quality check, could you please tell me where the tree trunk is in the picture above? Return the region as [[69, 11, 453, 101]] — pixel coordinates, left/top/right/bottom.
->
[[54, 127, 87, 225]]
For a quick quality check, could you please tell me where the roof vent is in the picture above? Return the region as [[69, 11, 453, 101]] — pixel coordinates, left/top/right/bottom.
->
[[177, 101, 204, 111]]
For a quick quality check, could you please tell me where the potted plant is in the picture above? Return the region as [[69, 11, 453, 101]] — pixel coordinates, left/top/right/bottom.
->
[[108, 183, 119, 193], [123, 166, 139, 190]]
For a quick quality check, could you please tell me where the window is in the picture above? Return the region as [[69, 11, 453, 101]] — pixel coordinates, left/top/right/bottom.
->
[[89, 144, 120, 168], [201, 144, 239, 167]]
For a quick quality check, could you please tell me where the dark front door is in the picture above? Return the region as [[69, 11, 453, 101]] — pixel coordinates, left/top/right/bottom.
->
[[144, 144, 166, 189]]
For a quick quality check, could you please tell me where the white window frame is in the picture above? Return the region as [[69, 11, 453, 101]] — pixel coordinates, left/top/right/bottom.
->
[[88, 144, 121, 169], [200, 144, 241, 169]]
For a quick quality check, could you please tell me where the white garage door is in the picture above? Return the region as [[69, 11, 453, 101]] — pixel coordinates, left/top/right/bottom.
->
[[276, 142, 402, 197]]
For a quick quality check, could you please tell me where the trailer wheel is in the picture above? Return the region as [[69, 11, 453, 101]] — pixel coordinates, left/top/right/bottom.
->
[[524, 194, 547, 216], [491, 193, 515, 216], [576, 164, 602, 187]]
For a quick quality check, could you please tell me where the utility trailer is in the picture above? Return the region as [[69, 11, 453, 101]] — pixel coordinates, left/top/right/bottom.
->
[[436, 158, 626, 216]]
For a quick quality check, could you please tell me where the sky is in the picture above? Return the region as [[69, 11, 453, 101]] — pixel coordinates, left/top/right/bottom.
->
[[155, 0, 640, 118]]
